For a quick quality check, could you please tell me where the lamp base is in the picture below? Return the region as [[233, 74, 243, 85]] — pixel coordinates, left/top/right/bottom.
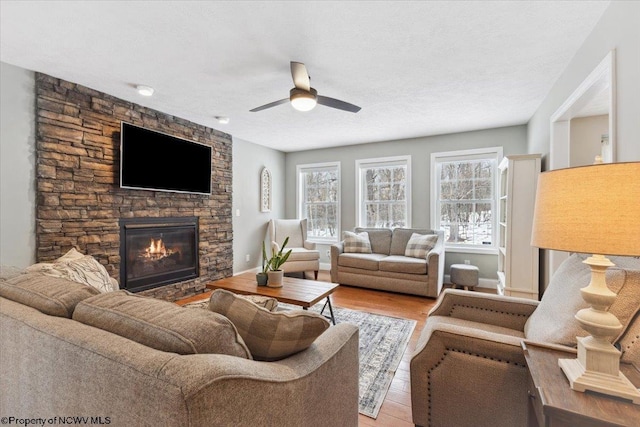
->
[[559, 336, 640, 404]]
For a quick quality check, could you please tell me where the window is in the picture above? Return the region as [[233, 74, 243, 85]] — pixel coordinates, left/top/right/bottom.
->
[[296, 162, 340, 243], [431, 147, 502, 253], [356, 156, 411, 228]]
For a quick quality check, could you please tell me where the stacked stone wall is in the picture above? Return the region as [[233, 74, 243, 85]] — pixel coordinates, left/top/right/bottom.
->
[[35, 73, 232, 300]]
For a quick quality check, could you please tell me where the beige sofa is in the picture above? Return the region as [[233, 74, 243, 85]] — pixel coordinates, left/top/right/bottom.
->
[[410, 254, 640, 427], [330, 228, 445, 297], [0, 274, 359, 427]]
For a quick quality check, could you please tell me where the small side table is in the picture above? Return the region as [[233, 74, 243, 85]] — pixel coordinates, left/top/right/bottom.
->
[[522, 341, 640, 427]]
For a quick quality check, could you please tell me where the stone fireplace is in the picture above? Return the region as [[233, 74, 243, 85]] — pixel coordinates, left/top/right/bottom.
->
[[120, 217, 199, 292], [34, 73, 233, 301]]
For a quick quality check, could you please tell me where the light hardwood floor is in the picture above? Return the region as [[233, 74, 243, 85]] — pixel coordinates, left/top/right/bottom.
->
[[178, 270, 453, 426]]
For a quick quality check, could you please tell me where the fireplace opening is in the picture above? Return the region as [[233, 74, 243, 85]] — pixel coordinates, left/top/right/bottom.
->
[[119, 217, 198, 292]]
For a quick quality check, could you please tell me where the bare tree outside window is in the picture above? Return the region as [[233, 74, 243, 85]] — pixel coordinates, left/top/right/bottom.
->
[[299, 165, 339, 241], [360, 162, 408, 228], [438, 159, 494, 245]]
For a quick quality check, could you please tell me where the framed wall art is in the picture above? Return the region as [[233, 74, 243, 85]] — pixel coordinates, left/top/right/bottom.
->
[[260, 167, 272, 212]]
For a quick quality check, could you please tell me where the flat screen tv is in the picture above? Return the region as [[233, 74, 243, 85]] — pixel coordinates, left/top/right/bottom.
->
[[120, 122, 212, 195]]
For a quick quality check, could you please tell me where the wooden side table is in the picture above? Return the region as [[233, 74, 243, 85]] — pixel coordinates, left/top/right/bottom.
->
[[522, 341, 640, 427]]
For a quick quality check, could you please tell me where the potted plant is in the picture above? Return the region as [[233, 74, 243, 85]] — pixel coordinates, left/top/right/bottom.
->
[[266, 236, 292, 288], [256, 241, 269, 286]]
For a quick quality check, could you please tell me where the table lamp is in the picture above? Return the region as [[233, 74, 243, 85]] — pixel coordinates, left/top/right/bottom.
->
[[531, 161, 640, 403]]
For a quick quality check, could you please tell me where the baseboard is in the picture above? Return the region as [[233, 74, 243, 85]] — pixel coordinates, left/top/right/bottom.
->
[[444, 274, 498, 290], [320, 262, 331, 271], [234, 267, 260, 276]]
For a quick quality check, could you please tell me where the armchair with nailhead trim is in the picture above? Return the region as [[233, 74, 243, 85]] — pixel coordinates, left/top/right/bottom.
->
[[410, 254, 640, 427]]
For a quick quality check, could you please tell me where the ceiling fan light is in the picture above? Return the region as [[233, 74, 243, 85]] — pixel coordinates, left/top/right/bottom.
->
[[290, 88, 317, 112]]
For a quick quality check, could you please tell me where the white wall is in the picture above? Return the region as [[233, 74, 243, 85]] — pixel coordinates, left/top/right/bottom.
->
[[285, 125, 528, 281], [0, 62, 36, 268], [570, 114, 609, 167], [528, 1, 640, 165], [527, 1, 640, 287], [232, 137, 286, 274]]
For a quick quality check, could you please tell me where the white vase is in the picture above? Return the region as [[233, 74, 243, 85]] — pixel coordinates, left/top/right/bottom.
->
[[267, 270, 284, 288]]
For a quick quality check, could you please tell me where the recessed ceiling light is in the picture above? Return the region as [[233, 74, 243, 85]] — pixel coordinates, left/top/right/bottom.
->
[[215, 116, 230, 124], [136, 85, 154, 96]]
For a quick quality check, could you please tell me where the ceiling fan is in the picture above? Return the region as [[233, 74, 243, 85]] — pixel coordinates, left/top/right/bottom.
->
[[250, 62, 361, 113]]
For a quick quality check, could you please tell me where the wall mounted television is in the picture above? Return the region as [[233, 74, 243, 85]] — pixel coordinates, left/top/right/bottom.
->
[[120, 122, 212, 195]]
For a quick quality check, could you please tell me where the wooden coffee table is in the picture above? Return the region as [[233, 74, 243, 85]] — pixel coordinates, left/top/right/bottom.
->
[[206, 272, 339, 324]]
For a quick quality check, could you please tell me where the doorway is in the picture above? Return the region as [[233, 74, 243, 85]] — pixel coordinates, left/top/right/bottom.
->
[[547, 50, 616, 283]]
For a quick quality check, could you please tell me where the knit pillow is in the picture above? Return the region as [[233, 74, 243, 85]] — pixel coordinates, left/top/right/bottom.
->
[[209, 289, 329, 361], [26, 248, 118, 293], [405, 233, 438, 259], [73, 290, 251, 358], [343, 231, 372, 254]]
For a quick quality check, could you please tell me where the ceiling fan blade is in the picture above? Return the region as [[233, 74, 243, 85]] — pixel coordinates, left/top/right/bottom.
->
[[290, 62, 310, 91], [317, 95, 361, 113], [250, 98, 289, 112]]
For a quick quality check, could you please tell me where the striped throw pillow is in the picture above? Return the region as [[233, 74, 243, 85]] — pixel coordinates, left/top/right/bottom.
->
[[343, 231, 372, 253], [405, 233, 438, 259], [209, 289, 329, 361]]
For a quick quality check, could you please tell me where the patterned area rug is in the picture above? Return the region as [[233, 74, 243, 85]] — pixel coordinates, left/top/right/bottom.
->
[[280, 302, 416, 419], [184, 298, 416, 419]]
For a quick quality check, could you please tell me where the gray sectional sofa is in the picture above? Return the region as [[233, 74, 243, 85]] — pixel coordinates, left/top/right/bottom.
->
[[0, 273, 359, 427], [330, 228, 445, 297]]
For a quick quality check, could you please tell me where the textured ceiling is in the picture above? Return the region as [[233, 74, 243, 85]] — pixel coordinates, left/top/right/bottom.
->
[[0, 1, 610, 152]]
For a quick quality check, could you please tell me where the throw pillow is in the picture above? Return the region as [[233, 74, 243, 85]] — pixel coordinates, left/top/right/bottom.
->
[[208, 289, 329, 361], [73, 290, 251, 358], [0, 272, 100, 318], [524, 253, 640, 347], [343, 231, 372, 254], [405, 233, 438, 259], [27, 249, 118, 293]]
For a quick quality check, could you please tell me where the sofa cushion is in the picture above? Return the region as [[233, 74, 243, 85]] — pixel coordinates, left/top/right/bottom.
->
[[343, 231, 372, 253], [0, 265, 25, 281], [0, 272, 100, 318], [379, 255, 427, 275], [524, 254, 640, 347], [209, 289, 329, 361], [73, 291, 251, 358], [338, 253, 387, 271], [183, 294, 279, 312], [355, 228, 392, 254], [390, 228, 432, 255], [405, 233, 438, 259]]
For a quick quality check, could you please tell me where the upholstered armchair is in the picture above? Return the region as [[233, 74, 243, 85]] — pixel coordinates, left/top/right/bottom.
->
[[268, 219, 320, 280], [410, 254, 640, 427]]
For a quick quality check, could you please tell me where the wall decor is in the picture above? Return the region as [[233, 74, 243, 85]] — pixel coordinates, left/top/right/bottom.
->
[[261, 167, 272, 212]]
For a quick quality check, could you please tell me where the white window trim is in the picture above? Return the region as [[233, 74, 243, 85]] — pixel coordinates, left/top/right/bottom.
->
[[296, 161, 341, 244], [430, 147, 503, 255], [355, 155, 412, 228]]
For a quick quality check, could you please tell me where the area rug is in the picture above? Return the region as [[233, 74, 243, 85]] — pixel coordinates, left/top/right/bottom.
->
[[280, 302, 416, 419], [183, 298, 416, 419]]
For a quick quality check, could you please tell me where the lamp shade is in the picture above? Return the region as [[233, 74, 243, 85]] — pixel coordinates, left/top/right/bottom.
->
[[531, 162, 640, 256]]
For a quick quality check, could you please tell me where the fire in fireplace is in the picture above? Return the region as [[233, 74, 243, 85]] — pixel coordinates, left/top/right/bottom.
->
[[119, 217, 198, 292]]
